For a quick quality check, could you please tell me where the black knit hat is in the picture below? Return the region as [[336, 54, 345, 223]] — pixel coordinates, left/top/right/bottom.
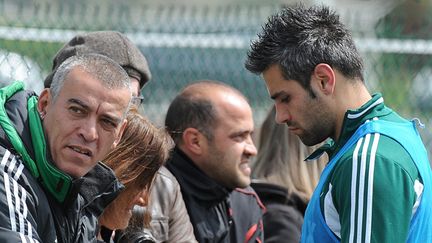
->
[[44, 31, 151, 88]]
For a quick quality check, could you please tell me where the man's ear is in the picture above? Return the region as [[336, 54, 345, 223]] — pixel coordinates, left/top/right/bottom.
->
[[312, 63, 336, 95], [112, 119, 128, 148], [181, 127, 205, 155], [37, 88, 51, 115]]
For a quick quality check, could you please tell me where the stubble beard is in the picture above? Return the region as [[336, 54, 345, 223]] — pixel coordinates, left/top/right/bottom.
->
[[207, 144, 247, 189], [298, 97, 334, 146]]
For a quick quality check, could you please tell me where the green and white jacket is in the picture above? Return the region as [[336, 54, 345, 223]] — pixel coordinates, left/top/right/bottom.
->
[[307, 93, 424, 243]]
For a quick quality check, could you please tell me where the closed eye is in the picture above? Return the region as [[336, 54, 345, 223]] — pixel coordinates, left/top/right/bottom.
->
[[279, 95, 290, 104], [271, 91, 290, 104]]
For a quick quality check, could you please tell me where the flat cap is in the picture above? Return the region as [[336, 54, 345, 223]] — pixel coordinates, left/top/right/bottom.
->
[[44, 31, 151, 88]]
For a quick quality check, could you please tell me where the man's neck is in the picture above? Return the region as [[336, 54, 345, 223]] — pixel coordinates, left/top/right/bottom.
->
[[333, 80, 371, 141]]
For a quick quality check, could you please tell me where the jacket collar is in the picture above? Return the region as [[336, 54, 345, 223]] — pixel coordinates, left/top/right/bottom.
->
[[0, 89, 36, 159], [167, 147, 231, 206], [75, 162, 123, 214], [251, 182, 288, 205], [307, 93, 392, 160]]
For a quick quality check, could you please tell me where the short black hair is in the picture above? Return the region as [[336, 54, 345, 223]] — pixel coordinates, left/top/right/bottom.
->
[[245, 5, 364, 91], [165, 80, 248, 145], [165, 95, 216, 145]]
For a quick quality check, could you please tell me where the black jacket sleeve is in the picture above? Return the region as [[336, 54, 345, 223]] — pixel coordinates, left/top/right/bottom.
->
[[0, 147, 57, 242]]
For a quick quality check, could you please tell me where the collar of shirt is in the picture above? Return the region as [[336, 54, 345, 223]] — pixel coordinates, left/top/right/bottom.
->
[[306, 93, 392, 161]]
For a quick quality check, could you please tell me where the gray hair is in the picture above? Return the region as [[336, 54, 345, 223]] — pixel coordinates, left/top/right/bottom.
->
[[50, 53, 131, 101]]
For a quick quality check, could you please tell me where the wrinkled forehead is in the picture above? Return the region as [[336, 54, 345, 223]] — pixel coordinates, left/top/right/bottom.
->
[[58, 71, 132, 116]]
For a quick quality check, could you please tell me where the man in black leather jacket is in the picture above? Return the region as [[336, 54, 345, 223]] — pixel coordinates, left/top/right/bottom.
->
[[165, 80, 265, 243]]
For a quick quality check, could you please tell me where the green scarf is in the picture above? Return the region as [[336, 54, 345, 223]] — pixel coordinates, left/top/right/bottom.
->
[[0, 81, 71, 203]]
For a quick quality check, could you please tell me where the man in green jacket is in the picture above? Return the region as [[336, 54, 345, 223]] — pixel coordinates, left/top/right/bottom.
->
[[245, 5, 432, 243], [0, 54, 132, 242]]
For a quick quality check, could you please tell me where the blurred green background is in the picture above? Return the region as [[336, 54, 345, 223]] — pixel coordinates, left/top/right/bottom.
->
[[0, 0, 431, 161]]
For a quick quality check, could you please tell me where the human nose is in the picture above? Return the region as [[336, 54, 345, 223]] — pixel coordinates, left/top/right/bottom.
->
[[275, 104, 291, 124], [244, 136, 257, 157], [79, 118, 98, 142], [134, 191, 148, 207]]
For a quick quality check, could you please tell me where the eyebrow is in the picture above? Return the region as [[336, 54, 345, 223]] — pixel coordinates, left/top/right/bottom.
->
[[270, 91, 287, 100], [67, 98, 123, 125], [67, 98, 89, 110], [230, 129, 254, 137]]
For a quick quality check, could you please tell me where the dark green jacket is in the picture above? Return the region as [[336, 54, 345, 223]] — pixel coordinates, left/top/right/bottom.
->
[[308, 93, 424, 243]]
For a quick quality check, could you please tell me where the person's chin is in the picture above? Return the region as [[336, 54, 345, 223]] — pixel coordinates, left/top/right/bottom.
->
[[117, 224, 128, 230], [55, 161, 87, 178], [60, 155, 96, 177], [64, 168, 84, 178], [237, 176, 251, 188], [117, 219, 131, 230]]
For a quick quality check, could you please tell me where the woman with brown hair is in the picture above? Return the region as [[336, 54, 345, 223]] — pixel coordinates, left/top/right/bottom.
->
[[251, 106, 327, 243], [97, 109, 173, 242]]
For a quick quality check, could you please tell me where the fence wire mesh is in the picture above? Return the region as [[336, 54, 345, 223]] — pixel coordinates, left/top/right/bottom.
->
[[0, 0, 431, 161]]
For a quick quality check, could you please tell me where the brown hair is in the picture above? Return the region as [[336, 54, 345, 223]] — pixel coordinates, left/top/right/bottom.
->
[[103, 109, 173, 223], [252, 106, 327, 202]]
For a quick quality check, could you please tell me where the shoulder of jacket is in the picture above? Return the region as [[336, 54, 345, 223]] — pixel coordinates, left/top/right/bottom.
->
[[233, 187, 266, 210], [155, 166, 180, 186]]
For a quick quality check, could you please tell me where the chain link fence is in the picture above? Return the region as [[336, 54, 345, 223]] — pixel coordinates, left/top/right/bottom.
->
[[0, 0, 431, 160]]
